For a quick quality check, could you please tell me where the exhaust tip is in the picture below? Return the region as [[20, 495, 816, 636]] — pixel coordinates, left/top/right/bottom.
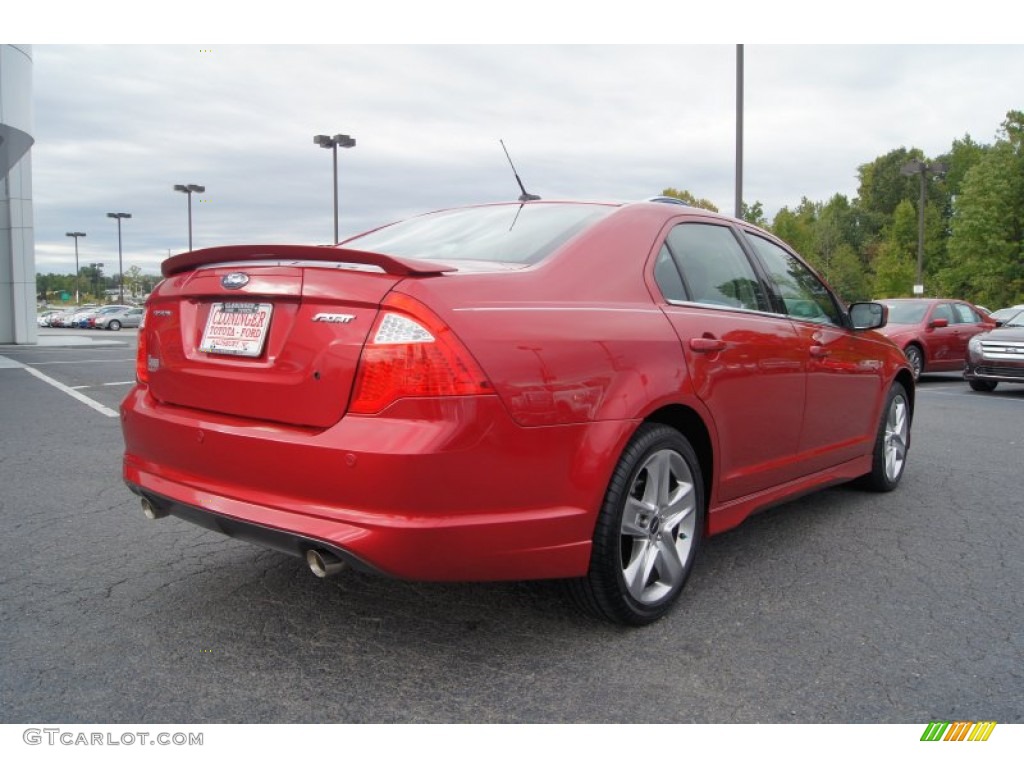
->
[[141, 497, 168, 520], [306, 549, 345, 578]]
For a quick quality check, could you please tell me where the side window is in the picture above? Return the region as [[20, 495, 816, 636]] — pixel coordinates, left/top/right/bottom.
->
[[653, 245, 686, 302], [953, 303, 979, 324], [932, 303, 955, 324], [664, 223, 768, 311], [745, 234, 842, 326]]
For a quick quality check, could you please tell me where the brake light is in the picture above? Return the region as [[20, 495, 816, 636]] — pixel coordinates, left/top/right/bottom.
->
[[349, 293, 492, 414], [135, 308, 150, 384]]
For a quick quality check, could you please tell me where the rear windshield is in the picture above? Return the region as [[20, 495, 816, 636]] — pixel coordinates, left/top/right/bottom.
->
[[342, 203, 614, 265], [884, 301, 929, 324]]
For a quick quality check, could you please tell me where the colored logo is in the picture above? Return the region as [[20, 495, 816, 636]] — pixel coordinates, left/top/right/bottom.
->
[[921, 721, 997, 742]]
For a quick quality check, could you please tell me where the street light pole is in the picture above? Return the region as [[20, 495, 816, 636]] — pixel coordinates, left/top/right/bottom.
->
[[314, 133, 356, 244], [89, 262, 104, 302], [106, 212, 131, 304], [735, 44, 744, 220], [173, 184, 205, 251], [900, 160, 947, 295], [65, 231, 86, 303]]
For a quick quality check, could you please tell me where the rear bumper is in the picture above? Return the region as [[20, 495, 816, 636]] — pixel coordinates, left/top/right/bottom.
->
[[121, 387, 635, 581]]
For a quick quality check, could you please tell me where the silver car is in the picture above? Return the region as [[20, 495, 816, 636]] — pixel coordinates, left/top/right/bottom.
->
[[94, 306, 144, 331]]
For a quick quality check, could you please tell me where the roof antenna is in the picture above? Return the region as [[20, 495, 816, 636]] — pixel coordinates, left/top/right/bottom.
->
[[500, 139, 541, 202]]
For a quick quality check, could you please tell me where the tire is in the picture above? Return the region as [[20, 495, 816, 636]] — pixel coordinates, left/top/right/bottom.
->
[[968, 379, 997, 392], [108, 320, 121, 331], [904, 345, 923, 381], [859, 382, 911, 492], [569, 423, 704, 625]]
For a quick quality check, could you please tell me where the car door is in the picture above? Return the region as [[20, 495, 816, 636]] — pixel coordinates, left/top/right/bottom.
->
[[924, 302, 960, 366], [950, 302, 992, 361], [653, 220, 807, 502], [743, 231, 887, 473]]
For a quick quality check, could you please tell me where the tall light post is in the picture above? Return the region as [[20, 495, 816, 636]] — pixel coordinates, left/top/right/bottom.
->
[[106, 212, 131, 304], [65, 231, 86, 303], [314, 133, 356, 244], [89, 262, 104, 302], [173, 184, 205, 251], [900, 160, 947, 295], [735, 44, 744, 220]]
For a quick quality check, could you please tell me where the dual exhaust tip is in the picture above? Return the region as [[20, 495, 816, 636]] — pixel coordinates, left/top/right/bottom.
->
[[140, 498, 346, 578]]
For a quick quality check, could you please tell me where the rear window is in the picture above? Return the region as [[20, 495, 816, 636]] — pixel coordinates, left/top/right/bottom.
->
[[342, 203, 614, 265]]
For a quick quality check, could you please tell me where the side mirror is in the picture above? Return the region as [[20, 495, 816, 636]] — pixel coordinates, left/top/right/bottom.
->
[[849, 302, 887, 330], [929, 318, 949, 329]]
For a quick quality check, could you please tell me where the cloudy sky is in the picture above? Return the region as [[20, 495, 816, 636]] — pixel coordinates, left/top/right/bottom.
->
[[18, 22, 1024, 278]]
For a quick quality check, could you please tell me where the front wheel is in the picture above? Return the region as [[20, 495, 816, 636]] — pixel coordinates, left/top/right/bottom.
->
[[859, 382, 911, 492], [569, 424, 704, 625], [968, 379, 997, 392], [904, 345, 923, 381], [108, 320, 122, 331]]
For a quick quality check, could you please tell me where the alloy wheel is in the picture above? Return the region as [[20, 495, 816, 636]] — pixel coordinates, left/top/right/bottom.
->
[[619, 448, 697, 604], [884, 392, 909, 483]]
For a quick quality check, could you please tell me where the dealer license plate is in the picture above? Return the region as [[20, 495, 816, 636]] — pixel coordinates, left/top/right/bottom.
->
[[199, 302, 274, 357]]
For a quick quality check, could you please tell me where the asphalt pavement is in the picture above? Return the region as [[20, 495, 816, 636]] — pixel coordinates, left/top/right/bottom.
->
[[1, 330, 1021, 723]]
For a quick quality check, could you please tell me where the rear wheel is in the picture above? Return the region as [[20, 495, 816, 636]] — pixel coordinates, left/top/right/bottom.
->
[[860, 382, 910, 492], [969, 379, 997, 392], [569, 423, 704, 625]]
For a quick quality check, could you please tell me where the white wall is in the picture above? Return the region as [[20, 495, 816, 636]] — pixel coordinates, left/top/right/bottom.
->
[[0, 44, 36, 345]]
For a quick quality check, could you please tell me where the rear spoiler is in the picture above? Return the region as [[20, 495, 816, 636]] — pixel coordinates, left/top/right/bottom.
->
[[161, 244, 456, 278]]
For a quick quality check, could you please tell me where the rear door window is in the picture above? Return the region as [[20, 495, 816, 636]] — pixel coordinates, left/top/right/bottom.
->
[[659, 223, 769, 311]]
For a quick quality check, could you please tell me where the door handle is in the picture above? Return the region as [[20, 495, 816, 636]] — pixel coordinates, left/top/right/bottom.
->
[[809, 345, 830, 358], [689, 337, 726, 353]]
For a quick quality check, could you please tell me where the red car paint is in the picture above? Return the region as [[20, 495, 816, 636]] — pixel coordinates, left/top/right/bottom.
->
[[121, 201, 913, 623]]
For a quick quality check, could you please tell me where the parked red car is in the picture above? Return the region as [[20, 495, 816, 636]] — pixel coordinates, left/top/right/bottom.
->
[[877, 298, 994, 380], [121, 201, 914, 625]]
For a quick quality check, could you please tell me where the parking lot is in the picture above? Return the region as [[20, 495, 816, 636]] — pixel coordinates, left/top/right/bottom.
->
[[1, 328, 1022, 723]]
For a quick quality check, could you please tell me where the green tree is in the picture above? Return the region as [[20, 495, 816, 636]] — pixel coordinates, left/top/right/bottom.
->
[[857, 147, 929, 219], [872, 200, 918, 297], [123, 265, 145, 299], [828, 242, 873, 303], [942, 110, 1024, 307], [740, 200, 767, 227], [770, 198, 817, 259], [660, 187, 719, 212]]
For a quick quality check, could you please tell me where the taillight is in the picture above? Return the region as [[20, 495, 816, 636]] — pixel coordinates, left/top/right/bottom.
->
[[349, 293, 492, 414], [135, 308, 150, 384]]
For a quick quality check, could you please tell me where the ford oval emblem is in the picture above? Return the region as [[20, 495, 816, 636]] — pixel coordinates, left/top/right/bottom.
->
[[221, 272, 250, 290]]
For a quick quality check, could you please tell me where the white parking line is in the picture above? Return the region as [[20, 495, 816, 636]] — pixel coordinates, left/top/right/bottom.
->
[[12, 362, 118, 417], [24, 358, 136, 366], [71, 381, 135, 389]]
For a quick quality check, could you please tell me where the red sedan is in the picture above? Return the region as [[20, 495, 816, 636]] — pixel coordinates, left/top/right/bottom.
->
[[877, 298, 995, 380], [121, 201, 914, 625]]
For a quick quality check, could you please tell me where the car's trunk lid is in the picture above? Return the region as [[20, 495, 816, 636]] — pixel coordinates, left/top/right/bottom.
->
[[144, 245, 453, 428]]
